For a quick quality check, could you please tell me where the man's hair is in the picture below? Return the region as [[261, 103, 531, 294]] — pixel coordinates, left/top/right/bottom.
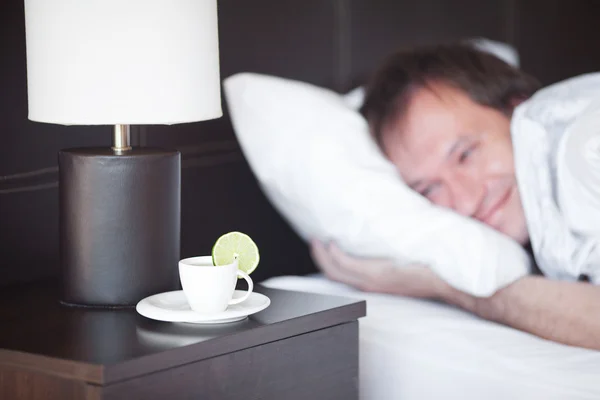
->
[[360, 43, 541, 147]]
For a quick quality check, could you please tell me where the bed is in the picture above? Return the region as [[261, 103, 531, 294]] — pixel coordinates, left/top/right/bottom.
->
[[3, 0, 600, 399], [263, 274, 600, 399]]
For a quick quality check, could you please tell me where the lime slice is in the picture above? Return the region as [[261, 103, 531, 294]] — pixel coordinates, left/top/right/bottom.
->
[[212, 231, 260, 275]]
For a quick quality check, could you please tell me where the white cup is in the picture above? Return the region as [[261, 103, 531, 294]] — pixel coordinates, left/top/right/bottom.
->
[[178, 256, 253, 314]]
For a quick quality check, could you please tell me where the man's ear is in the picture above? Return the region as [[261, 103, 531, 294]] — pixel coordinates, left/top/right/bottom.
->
[[510, 95, 527, 109], [506, 95, 528, 116]]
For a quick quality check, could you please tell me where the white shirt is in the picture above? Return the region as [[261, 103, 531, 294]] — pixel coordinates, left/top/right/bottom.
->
[[512, 73, 600, 282]]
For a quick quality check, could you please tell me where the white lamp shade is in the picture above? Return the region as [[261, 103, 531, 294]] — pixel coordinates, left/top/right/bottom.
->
[[24, 0, 222, 125]]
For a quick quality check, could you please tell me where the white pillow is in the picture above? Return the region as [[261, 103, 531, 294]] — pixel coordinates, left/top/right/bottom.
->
[[468, 37, 520, 68], [224, 73, 531, 296]]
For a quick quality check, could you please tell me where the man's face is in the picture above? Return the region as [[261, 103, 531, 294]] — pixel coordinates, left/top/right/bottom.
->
[[381, 82, 529, 244]]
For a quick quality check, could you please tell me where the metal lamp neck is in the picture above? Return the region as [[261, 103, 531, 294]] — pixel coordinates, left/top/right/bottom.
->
[[112, 124, 132, 153]]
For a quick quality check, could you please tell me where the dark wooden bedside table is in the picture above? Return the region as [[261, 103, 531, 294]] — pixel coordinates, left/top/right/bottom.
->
[[0, 280, 365, 400]]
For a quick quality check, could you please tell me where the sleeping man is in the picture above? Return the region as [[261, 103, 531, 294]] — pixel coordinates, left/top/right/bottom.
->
[[310, 44, 600, 350]]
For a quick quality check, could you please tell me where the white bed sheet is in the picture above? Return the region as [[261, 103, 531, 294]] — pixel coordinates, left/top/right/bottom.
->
[[261, 274, 600, 400]]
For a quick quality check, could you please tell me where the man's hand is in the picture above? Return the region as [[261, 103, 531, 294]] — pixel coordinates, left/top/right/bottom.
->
[[310, 240, 453, 300]]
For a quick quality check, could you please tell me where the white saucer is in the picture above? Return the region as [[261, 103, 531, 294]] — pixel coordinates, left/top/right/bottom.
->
[[136, 290, 270, 324]]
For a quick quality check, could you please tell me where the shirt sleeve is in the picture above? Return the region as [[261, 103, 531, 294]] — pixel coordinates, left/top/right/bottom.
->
[[557, 100, 600, 238]]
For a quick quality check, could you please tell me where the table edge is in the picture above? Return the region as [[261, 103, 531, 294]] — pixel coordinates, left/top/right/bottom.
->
[[0, 287, 366, 385]]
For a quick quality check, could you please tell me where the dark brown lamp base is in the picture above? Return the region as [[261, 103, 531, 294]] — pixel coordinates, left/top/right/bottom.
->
[[58, 147, 181, 307]]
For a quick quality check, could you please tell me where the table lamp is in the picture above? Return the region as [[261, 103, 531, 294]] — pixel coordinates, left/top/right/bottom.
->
[[24, 0, 221, 307]]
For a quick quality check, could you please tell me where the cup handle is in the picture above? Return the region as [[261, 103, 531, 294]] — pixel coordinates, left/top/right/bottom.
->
[[229, 270, 253, 305]]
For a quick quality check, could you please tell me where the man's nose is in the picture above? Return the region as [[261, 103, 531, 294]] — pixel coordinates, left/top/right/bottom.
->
[[448, 172, 484, 217]]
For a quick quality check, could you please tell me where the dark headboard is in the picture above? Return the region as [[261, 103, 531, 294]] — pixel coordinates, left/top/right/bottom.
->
[[2, 0, 600, 287]]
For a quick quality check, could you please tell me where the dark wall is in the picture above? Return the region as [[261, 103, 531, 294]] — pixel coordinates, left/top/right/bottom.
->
[[341, 0, 509, 90], [516, 0, 600, 85], [2, 0, 600, 287]]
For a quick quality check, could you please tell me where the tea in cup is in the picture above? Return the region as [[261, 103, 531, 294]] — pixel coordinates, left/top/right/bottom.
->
[[179, 256, 253, 314]]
